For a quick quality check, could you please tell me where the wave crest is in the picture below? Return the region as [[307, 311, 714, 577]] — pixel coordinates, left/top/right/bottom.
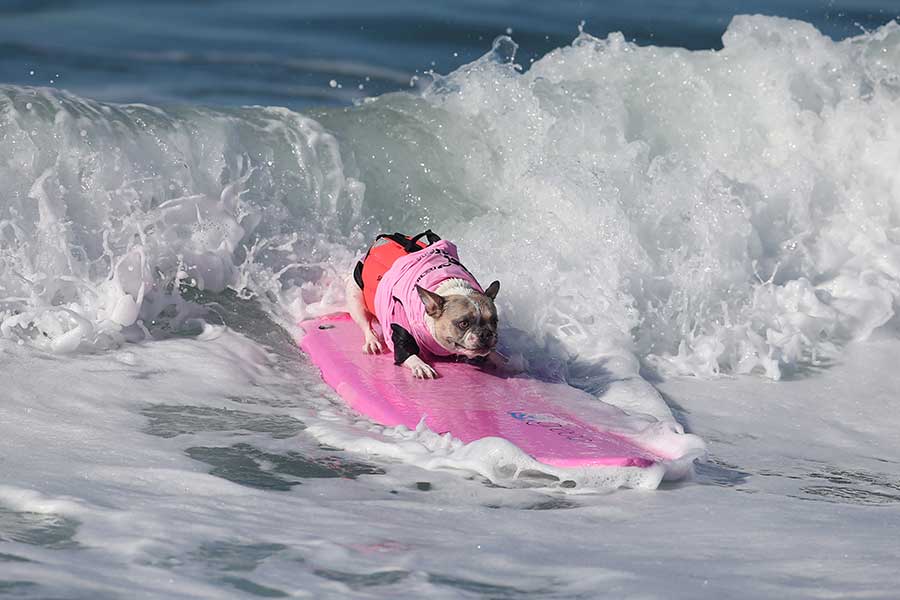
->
[[4, 15, 900, 381]]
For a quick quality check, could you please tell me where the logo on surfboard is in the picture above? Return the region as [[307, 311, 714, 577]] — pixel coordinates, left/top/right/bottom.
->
[[509, 411, 598, 445]]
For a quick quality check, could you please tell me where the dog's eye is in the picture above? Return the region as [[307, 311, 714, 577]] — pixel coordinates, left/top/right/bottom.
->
[[457, 320, 469, 330]]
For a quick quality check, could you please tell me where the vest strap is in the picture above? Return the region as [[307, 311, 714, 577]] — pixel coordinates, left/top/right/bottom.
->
[[376, 229, 441, 253]]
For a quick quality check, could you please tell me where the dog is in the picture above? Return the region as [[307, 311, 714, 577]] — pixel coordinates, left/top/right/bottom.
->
[[345, 231, 503, 379]]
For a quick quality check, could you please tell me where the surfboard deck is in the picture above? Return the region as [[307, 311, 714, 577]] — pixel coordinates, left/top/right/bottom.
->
[[299, 313, 665, 469]]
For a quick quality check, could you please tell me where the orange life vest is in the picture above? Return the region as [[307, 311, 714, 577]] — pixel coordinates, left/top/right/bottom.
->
[[354, 230, 442, 314]]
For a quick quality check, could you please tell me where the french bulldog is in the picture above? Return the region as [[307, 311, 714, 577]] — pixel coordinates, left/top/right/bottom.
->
[[345, 237, 504, 379]]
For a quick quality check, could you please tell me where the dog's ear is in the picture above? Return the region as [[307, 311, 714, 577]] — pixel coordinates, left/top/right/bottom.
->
[[484, 280, 500, 300], [416, 285, 445, 317]]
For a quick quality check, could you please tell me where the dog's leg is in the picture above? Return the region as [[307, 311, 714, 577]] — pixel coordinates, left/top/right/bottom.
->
[[403, 354, 438, 379], [391, 324, 437, 379], [346, 274, 383, 354]]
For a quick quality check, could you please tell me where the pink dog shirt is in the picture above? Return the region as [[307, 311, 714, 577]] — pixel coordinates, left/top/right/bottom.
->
[[373, 240, 483, 357]]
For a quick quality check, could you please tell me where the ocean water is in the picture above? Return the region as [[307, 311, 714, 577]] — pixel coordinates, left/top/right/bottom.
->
[[2, 0, 898, 108], [3, 1, 900, 598]]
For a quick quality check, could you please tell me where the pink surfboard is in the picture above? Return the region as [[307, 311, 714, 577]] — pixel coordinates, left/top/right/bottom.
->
[[300, 313, 674, 469]]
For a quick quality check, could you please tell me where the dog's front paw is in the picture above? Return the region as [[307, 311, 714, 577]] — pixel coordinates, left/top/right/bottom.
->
[[412, 363, 438, 379], [403, 355, 438, 379], [411, 362, 438, 379], [362, 333, 384, 354]]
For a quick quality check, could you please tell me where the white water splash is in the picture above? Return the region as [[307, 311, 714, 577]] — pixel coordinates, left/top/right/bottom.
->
[[401, 16, 900, 380], [4, 16, 900, 377]]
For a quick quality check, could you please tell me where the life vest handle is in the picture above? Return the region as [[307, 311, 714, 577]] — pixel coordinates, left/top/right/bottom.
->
[[375, 229, 441, 253], [358, 229, 443, 313]]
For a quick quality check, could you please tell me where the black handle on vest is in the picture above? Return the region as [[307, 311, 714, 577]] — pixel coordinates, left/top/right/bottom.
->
[[375, 229, 442, 253], [405, 229, 441, 251]]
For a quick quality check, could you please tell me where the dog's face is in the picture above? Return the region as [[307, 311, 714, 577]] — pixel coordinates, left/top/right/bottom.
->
[[416, 281, 500, 358]]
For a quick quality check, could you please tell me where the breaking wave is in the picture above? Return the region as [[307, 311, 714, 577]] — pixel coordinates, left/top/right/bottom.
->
[[3, 14, 900, 380]]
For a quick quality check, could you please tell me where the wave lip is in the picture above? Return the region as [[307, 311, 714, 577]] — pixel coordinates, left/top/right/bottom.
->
[[0, 85, 364, 352], [3, 15, 900, 382], [410, 15, 900, 380]]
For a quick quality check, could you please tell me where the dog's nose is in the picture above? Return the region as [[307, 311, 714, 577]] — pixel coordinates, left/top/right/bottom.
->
[[478, 331, 496, 347]]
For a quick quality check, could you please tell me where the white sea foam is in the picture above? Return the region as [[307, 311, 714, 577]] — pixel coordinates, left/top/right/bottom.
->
[[0, 89, 364, 353], [308, 418, 678, 491], [3, 307, 900, 598], [5, 16, 900, 380], [406, 16, 900, 380]]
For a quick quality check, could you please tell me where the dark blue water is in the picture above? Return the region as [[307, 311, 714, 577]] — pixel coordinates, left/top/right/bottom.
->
[[0, 0, 896, 108]]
